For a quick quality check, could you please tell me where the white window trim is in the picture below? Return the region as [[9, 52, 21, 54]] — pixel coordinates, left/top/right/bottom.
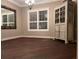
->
[[27, 8, 49, 31]]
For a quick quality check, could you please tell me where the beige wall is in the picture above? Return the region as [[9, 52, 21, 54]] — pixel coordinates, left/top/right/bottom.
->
[[21, 1, 64, 37], [1, 0, 22, 40]]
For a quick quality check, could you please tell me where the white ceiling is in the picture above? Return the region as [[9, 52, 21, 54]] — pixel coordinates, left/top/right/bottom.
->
[[8, 0, 64, 7]]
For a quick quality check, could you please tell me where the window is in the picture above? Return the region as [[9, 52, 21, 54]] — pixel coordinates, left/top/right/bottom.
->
[[28, 9, 49, 31]]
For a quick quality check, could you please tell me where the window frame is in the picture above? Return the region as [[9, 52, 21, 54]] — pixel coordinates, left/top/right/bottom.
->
[[1, 5, 16, 29], [28, 8, 49, 31], [2, 13, 14, 26]]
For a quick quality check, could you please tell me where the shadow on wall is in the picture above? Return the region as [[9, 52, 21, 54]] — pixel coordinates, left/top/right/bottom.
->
[[74, 2, 77, 42]]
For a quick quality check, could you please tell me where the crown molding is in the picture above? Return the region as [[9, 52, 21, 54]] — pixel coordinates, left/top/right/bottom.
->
[[21, 0, 62, 7], [8, 0, 63, 7], [8, 0, 24, 7]]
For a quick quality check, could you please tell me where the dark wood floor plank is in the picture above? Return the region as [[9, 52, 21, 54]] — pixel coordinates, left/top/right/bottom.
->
[[1, 38, 76, 59]]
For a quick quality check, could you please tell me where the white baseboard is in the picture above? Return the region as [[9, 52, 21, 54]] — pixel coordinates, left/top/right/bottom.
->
[[1, 35, 55, 41], [22, 35, 55, 39], [1, 36, 22, 41]]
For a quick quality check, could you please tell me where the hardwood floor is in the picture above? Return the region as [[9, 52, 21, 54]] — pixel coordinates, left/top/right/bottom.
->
[[1, 38, 76, 59]]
